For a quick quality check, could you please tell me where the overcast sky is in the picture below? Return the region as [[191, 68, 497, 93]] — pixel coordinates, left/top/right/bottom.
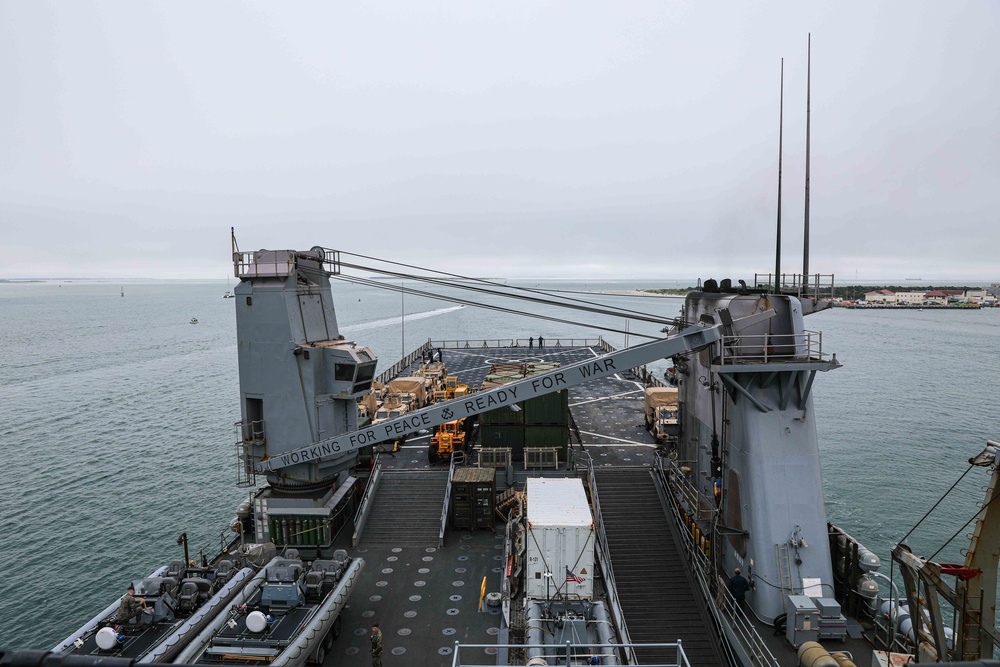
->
[[2, 2, 998, 282]]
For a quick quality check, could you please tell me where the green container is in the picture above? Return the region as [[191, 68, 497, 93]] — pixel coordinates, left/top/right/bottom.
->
[[525, 425, 569, 453], [523, 390, 568, 425], [480, 423, 525, 459], [481, 404, 524, 425]]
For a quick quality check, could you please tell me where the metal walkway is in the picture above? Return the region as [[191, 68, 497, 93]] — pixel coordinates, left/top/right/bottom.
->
[[361, 470, 449, 546], [595, 469, 724, 667]]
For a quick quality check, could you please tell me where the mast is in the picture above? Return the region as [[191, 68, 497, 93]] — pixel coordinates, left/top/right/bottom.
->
[[774, 58, 784, 294], [803, 34, 812, 286]]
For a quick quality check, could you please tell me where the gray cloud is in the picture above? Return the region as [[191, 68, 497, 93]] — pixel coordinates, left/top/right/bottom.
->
[[2, 2, 997, 281]]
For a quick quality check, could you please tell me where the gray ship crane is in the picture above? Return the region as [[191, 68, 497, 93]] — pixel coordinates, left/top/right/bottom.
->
[[228, 244, 774, 547]]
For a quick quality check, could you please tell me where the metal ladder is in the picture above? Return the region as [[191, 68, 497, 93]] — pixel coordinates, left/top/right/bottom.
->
[[959, 591, 985, 661], [775, 543, 794, 600]]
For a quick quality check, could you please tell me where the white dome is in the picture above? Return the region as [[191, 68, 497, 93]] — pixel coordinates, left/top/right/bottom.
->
[[96, 627, 119, 650], [246, 611, 268, 633]]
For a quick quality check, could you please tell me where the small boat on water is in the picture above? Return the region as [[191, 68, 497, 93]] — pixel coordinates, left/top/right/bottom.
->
[[175, 549, 363, 666], [53, 557, 255, 662], [190, 318, 199, 324]]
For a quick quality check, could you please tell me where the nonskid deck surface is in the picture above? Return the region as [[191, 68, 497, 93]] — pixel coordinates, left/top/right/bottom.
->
[[327, 527, 504, 667], [320, 344, 681, 665]]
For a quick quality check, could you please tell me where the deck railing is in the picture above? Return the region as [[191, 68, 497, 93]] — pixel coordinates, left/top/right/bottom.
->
[[439, 452, 462, 547], [753, 272, 835, 300], [655, 457, 779, 667], [451, 641, 689, 667], [429, 338, 603, 350], [234, 419, 265, 488], [374, 341, 433, 386], [233, 247, 342, 278], [477, 447, 512, 468], [717, 330, 831, 366], [351, 453, 383, 547]]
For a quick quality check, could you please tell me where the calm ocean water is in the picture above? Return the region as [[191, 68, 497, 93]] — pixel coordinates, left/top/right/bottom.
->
[[2, 278, 999, 649]]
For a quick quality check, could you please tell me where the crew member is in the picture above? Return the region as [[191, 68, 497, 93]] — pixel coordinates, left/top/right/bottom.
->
[[727, 568, 750, 610], [113, 585, 145, 625], [370, 622, 383, 667]]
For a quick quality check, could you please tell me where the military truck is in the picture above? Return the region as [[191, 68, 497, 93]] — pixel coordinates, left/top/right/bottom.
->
[[387, 376, 432, 409], [643, 387, 679, 443]]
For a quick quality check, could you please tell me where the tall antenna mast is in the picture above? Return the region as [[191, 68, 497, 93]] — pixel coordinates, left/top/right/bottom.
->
[[774, 58, 784, 294], [803, 33, 812, 286]]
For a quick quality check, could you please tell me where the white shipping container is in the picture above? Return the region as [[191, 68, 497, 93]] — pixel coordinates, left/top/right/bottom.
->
[[525, 478, 596, 600]]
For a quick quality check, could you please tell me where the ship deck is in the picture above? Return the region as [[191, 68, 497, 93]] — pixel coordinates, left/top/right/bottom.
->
[[322, 343, 694, 666], [248, 342, 880, 667]]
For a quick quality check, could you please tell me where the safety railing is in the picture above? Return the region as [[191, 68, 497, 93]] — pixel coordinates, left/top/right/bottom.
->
[[450, 641, 689, 667], [439, 451, 462, 547], [579, 452, 636, 666], [351, 453, 383, 547], [654, 457, 779, 667], [753, 272, 835, 300], [234, 420, 265, 488], [524, 447, 560, 469], [717, 330, 831, 366], [478, 447, 512, 468], [430, 338, 603, 350], [665, 459, 718, 525], [233, 247, 342, 278], [374, 342, 434, 386]]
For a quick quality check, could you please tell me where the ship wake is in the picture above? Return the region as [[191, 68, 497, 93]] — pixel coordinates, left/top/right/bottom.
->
[[342, 305, 463, 333]]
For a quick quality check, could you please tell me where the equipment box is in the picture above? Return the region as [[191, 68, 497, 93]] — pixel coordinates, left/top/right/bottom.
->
[[451, 467, 496, 530], [785, 595, 820, 647], [525, 478, 595, 601]]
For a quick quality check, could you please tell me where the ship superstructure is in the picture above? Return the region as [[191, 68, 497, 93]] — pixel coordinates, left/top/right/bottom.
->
[[674, 284, 840, 622], [38, 245, 1000, 667]]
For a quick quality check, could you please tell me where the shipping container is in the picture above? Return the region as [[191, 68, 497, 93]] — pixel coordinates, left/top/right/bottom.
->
[[523, 390, 569, 425], [525, 478, 595, 601], [525, 425, 569, 452], [481, 404, 524, 425], [451, 467, 496, 530], [480, 423, 525, 458]]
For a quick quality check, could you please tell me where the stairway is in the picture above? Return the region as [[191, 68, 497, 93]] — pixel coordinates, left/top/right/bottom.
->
[[595, 468, 723, 667], [361, 471, 449, 546]]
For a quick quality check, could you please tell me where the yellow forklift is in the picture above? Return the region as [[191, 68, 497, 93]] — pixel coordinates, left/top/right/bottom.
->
[[428, 418, 469, 464]]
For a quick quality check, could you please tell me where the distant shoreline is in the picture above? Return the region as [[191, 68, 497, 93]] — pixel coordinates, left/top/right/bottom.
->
[[593, 289, 687, 297]]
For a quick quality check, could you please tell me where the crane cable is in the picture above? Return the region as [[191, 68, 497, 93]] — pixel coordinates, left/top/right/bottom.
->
[[335, 250, 683, 326], [335, 273, 661, 340]]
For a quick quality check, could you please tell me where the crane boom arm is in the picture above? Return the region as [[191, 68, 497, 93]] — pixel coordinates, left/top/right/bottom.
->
[[257, 310, 768, 473]]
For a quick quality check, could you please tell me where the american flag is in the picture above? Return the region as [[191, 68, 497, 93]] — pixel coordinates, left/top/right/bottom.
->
[[566, 567, 585, 584]]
